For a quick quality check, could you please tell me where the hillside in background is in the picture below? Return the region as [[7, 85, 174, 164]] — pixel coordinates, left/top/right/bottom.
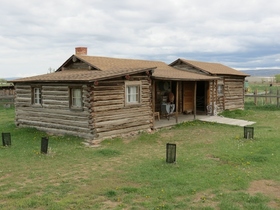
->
[[240, 69, 280, 77]]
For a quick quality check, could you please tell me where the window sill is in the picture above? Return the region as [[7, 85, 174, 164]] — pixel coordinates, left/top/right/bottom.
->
[[31, 104, 43, 108], [124, 103, 142, 108], [70, 107, 84, 111]]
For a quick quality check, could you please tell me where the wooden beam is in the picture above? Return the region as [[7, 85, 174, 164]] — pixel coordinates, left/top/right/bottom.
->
[[194, 81, 197, 120], [152, 79, 156, 128], [176, 81, 179, 124], [212, 80, 216, 115], [223, 77, 225, 110]]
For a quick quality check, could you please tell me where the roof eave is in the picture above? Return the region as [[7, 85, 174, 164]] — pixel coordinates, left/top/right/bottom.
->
[[152, 76, 220, 81]]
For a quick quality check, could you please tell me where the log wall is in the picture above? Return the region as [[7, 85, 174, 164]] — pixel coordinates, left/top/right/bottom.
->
[[209, 77, 245, 112], [14, 73, 153, 140], [223, 76, 245, 110], [92, 74, 153, 139], [14, 83, 94, 139]]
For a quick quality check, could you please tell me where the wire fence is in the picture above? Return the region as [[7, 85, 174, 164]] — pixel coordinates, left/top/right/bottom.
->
[[0, 95, 14, 108]]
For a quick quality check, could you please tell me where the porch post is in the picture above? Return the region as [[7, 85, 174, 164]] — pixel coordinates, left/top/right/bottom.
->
[[212, 80, 216, 115], [194, 81, 197, 120], [176, 81, 179, 123], [152, 79, 156, 128]]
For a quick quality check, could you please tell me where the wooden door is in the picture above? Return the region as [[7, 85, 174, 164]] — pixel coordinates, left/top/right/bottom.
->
[[183, 82, 195, 112]]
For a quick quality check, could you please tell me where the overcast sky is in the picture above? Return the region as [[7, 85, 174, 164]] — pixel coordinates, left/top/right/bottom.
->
[[1, 0, 280, 78]]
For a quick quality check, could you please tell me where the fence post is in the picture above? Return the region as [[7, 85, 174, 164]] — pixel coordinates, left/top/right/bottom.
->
[[276, 88, 279, 108], [254, 89, 258, 105], [265, 88, 268, 104], [270, 87, 272, 104]]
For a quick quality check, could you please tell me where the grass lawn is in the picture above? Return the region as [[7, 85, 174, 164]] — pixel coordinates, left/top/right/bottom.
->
[[1, 105, 280, 210]]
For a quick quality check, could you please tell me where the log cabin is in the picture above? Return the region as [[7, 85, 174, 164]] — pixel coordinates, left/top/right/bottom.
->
[[170, 59, 248, 113], [11, 47, 248, 140]]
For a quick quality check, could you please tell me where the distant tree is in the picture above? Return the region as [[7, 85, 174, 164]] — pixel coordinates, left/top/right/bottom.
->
[[275, 74, 280, 83], [0, 78, 7, 84]]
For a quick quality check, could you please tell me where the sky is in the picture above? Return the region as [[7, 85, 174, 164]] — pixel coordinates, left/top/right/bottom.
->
[[1, 0, 280, 78]]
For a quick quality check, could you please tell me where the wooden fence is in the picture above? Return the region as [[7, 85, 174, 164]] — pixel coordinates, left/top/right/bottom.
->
[[0, 95, 15, 108], [245, 88, 280, 107]]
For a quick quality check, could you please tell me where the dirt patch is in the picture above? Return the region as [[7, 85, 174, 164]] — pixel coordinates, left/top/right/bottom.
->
[[247, 180, 280, 198], [191, 190, 218, 209], [247, 180, 280, 209]]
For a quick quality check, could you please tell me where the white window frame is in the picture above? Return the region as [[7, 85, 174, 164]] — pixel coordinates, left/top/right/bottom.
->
[[125, 81, 142, 106], [69, 87, 83, 109], [32, 87, 42, 105], [217, 84, 224, 95]]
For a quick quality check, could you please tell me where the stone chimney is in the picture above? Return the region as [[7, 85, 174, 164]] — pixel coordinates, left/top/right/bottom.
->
[[75, 47, 87, 55]]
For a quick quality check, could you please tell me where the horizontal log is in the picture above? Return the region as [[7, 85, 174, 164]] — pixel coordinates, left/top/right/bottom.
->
[[96, 80, 125, 85], [17, 125, 95, 139], [92, 104, 125, 112], [42, 99, 69, 106], [17, 119, 91, 133], [42, 86, 69, 91], [41, 95, 69, 100], [93, 86, 124, 90], [15, 98, 31, 103], [14, 93, 31, 98], [15, 85, 31, 89], [224, 78, 245, 82], [97, 124, 151, 139], [93, 106, 151, 116], [15, 102, 31, 107], [92, 90, 124, 96], [15, 90, 31, 94], [16, 110, 89, 121], [93, 99, 124, 106], [95, 116, 150, 127], [93, 95, 123, 101], [17, 114, 90, 128], [42, 91, 68, 96], [94, 111, 152, 123], [16, 106, 89, 117], [92, 103, 151, 112]]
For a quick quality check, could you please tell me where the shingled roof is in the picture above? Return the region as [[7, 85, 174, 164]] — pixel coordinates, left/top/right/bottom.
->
[[10, 67, 155, 83], [171, 58, 249, 76], [67, 55, 219, 81], [12, 55, 219, 83]]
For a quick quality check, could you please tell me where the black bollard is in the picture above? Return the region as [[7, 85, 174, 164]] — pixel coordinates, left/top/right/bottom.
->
[[2, 133, 11, 146], [41, 137, 49, 154], [166, 143, 176, 163], [244, 126, 254, 139]]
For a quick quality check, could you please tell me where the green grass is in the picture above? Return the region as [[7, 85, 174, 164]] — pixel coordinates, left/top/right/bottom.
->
[[1, 106, 280, 209]]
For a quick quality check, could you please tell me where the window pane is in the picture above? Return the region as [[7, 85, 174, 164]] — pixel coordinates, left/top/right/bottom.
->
[[218, 85, 223, 95], [72, 89, 82, 107], [34, 88, 41, 104], [127, 85, 139, 103]]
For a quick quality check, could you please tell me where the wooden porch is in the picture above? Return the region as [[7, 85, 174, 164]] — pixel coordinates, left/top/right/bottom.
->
[[153, 113, 207, 129]]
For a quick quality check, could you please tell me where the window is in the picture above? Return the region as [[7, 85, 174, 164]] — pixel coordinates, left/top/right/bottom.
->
[[70, 88, 83, 109], [125, 81, 141, 106], [32, 87, 42, 105], [217, 84, 224, 95]]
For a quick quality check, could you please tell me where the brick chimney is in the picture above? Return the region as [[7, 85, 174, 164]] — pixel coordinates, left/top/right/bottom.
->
[[75, 47, 87, 55]]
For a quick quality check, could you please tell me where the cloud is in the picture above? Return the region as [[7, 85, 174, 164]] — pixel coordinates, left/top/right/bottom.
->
[[1, 0, 280, 78]]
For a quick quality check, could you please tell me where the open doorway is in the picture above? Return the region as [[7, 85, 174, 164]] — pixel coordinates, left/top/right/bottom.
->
[[196, 81, 206, 112]]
